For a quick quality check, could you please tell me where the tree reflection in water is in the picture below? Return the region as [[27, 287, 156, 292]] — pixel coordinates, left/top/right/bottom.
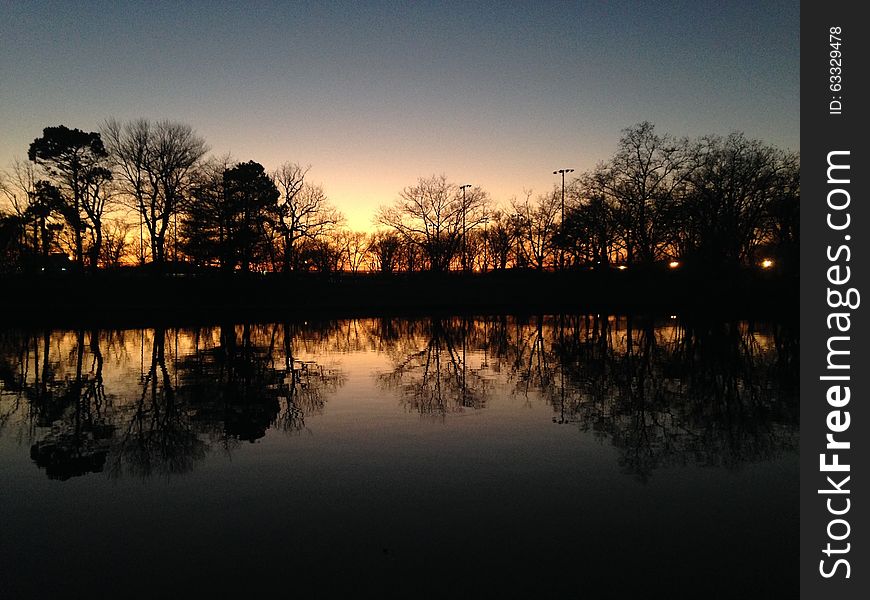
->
[[0, 323, 345, 480], [0, 315, 796, 481], [516, 315, 797, 481], [377, 314, 797, 479], [377, 317, 493, 418], [112, 326, 206, 478]]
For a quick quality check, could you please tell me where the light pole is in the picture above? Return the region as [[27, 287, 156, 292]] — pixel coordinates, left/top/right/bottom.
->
[[139, 211, 144, 265], [482, 209, 489, 272], [553, 168, 574, 269], [460, 184, 472, 272]]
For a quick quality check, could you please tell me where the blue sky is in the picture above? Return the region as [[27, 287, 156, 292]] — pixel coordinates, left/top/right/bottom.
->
[[0, 1, 799, 230]]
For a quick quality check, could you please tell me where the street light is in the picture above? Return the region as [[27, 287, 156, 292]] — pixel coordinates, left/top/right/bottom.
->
[[553, 168, 574, 269], [481, 209, 490, 272], [139, 211, 144, 265], [460, 184, 472, 272]]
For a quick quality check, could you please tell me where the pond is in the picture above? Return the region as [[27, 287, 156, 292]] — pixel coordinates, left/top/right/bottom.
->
[[0, 315, 798, 597]]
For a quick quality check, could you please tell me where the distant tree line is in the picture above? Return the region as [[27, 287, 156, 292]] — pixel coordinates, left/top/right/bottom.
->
[[0, 120, 798, 274]]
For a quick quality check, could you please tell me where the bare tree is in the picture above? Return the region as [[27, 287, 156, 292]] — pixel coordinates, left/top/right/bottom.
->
[[272, 162, 343, 272], [103, 118, 207, 267], [1, 159, 47, 259], [335, 230, 368, 273], [366, 230, 403, 273], [562, 175, 621, 267], [681, 133, 798, 268], [483, 210, 516, 270], [1, 158, 38, 218], [99, 219, 134, 268], [593, 122, 691, 265], [377, 174, 489, 272], [511, 189, 560, 270]]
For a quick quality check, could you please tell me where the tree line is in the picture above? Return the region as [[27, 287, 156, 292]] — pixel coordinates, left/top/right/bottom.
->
[[0, 120, 799, 274]]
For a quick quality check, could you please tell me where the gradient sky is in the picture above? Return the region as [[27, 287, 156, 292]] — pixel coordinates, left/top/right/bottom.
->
[[0, 1, 799, 231]]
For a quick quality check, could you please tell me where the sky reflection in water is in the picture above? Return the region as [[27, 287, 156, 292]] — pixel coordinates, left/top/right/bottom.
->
[[0, 315, 798, 597]]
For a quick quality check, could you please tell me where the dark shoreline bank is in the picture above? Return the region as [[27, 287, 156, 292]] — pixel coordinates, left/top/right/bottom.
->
[[0, 268, 798, 328]]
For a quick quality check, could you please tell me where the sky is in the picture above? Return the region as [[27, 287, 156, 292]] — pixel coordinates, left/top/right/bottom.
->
[[0, 0, 799, 231]]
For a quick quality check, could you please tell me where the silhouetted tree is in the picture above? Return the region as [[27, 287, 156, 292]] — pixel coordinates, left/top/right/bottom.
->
[[378, 175, 489, 271], [80, 167, 114, 271], [335, 230, 368, 272], [511, 189, 560, 270], [28, 126, 112, 267], [366, 230, 403, 273], [103, 119, 207, 267], [591, 122, 690, 264], [483, 210, 516, 270], [561, 180, 620, 267], [297, 237, 343, 272], [179, 156, 232, 268], [763, 152, 800, 272], [272, 163, 343, 272], [0, 159, 55, 263], [222, 161, 280, 273], [680, 133, 799, 269], [99, 219, 133, 268]]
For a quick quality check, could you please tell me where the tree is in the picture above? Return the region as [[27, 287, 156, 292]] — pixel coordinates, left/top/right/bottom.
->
[[561, 176, 620, 267], [483, 210, 516, 270], [763, 151, 800, 272], [179, 156, 232, 268], [80, 166, 114, 270], [99, 219, 134, 268], [1, 160, 66, 263], [296, 238, 343, 272], [272, 162, 343, 272], [335, 230, 368, 273], [28, 125, 112, 267], [593, 122, 690, 265], [103, 119, 207, 267], [222, 161, 280, 273], [377, 175, 489, 272], [681, 133, 797, 268], [30, 181, 65, 260], [367, 230, 403, 273], [511, 189, 560, 270]]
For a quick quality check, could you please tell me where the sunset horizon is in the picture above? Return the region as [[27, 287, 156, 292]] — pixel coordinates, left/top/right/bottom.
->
[[0, 2, 809, 598], [2, 1, 799, 233]]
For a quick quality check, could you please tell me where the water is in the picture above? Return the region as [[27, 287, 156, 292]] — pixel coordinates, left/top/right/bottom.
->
[[0, 316, 798, 597]]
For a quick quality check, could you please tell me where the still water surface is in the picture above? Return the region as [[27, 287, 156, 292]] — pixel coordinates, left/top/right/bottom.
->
[[0, 316, 797, 597]]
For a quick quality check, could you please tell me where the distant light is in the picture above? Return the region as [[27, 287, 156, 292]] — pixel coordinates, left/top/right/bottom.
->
[[668, 260, 680, 269], [41, 267, 45, 271], [61, 268, 66, 271], [670, 315, 677, 319], [761, 259, 774, 269], [617, 265, 628, 271]]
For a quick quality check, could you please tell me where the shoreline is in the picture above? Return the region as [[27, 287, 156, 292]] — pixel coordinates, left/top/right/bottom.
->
[[0, 268, 798, 328]]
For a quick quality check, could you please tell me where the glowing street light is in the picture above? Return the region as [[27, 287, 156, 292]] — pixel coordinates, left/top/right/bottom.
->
[[761, 258, 774, 269], [668, 260, 680, 269]]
